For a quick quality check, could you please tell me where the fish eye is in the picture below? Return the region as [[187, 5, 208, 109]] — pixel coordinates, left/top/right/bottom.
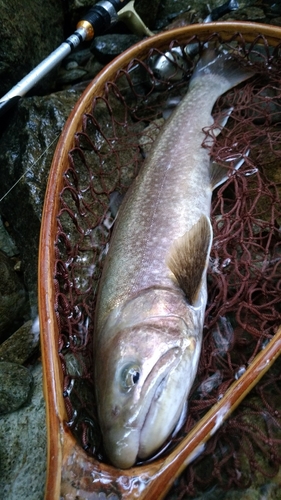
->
[[120, 364, 141, 391]]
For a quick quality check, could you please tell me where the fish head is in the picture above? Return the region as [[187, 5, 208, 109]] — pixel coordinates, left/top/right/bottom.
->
[[94, 314, 201, 468]]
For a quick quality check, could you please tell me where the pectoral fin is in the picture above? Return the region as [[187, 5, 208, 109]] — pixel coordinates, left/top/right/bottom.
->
[[167, 215, 212, 305]]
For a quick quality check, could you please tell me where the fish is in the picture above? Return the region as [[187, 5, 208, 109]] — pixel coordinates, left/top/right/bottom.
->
[[93, 49, 254, 469]]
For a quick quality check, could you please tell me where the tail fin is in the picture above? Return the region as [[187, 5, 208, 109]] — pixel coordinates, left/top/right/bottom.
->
[[189, 49, 255, 91]]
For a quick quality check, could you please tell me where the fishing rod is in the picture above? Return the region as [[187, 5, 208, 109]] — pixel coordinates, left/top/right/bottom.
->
[[0, 0, 239, 120], [0, 0, 150, 118]]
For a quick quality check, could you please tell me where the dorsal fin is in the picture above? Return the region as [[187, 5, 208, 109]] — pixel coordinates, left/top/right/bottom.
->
[[167, 215, 212, 305]]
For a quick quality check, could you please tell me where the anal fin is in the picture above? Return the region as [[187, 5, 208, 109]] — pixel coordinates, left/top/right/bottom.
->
[[167, 215, 212, 305]]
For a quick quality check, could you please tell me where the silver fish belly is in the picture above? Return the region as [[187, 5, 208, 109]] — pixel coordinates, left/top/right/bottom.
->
[[94, 50, 254, 468]]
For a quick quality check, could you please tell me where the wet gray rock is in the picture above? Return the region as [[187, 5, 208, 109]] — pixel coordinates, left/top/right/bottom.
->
[[0, 217, 19, 257], [57, 66, 88, 85], [0, 0, 64, 96], [0, 361, 33, 414], [91, 33, 141, 63], [134, 0, 162, 29], [64, 352, 84, 378], [57, 50, 104, 88], [66, 47, 93, 66], [221, 6, 266, 22], [156, 0, 202, 29], [0, 319, 40, 365], [0, 251, 26, 340], [156, 0, 275, 29], [0, 362, 46, 499], [0, 89, 82, 311]]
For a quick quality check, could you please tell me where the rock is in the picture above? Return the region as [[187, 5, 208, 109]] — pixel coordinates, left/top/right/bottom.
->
[[0, 0, 64, 96], [155, 0, 203, 29], [0, 88, 82, 311], [0, 361, 33, 414], [220, 6, 266, 22], [0, 362, 46, 499], [163, 10, 201, 30], [138, 118, 164, 157], [57, 48, 104, 90], [0, 217, 19, 257], [134, 0, 161, 29], [91, 34, 141, 64], [64, 352, 84, 378], [57, 67, 88, 85], [66, 48, 93, 66], [0, 319, 40, 365], [0, 251, 26, 340], [155, 0, 271, 29]]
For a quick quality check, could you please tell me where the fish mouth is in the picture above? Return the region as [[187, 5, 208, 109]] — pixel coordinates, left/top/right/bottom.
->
[[137, 346, 183, 461], [102, 348, 181, 470]]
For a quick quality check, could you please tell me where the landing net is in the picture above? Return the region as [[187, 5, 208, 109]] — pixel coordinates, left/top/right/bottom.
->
[[54, 32, 281, 495]]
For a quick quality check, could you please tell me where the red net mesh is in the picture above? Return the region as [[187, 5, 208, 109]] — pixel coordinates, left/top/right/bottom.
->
[[53, 32, 281, 494]]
